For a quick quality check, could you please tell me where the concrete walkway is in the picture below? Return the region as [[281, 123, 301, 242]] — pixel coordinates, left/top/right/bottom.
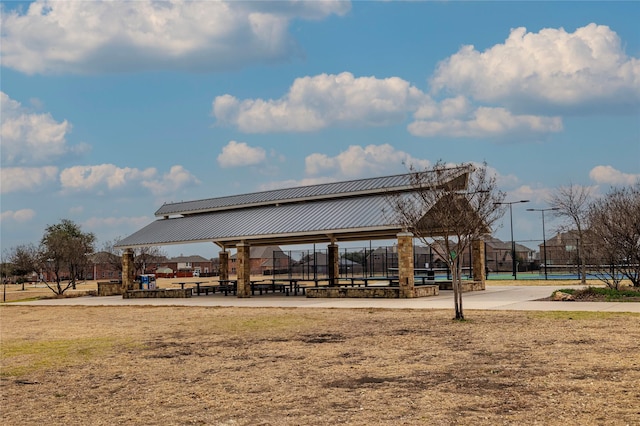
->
[[10, 285, 640, 312]]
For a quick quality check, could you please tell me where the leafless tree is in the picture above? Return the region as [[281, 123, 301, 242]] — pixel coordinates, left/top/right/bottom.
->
[[548, 184, 592, 284], [102, 238, 166, 277], [586, 184, 640, 288], [387, 161, 505, 320]]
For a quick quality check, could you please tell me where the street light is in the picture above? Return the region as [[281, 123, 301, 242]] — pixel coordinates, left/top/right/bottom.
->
[[527, 207, 559, 280], [495, 200, 530, 279]]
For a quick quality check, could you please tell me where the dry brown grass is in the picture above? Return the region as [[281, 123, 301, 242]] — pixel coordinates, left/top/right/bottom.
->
[[1, 305, 639, 425]]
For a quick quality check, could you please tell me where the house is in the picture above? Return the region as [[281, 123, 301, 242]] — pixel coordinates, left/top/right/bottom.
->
[[229, 246, 290, 276], [154, 255, 214, 278], [367, 244, 449, 276], [539, 230, 581, 267], [89, 251, 122, 281], [483, 237, 536, 272], [292, 252, 362, 276]]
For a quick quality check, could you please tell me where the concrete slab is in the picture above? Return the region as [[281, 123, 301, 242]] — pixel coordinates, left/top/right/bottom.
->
[[8, 285, 640, 313]]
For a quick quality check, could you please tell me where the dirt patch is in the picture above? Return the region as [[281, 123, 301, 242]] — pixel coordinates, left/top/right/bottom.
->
[[1, 306, 639, 425]]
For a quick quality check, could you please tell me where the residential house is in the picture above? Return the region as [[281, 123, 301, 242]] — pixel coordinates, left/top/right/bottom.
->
[[153, 255, 214, 278], [292, 252, 362, 277], [483, 237, 536, 272], [229, 246, 290, 276], [538, 230, 582, 268]]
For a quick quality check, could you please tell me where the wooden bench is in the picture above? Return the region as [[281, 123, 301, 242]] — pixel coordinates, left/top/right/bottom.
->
[[217, 281, 237, 296], [251, 281, 286, 295]]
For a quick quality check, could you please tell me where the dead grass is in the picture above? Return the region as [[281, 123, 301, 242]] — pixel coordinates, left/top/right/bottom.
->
[[1, 306, 639, 425]]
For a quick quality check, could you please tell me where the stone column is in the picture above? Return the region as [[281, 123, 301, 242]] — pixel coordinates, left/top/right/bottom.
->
[[472, 240, 486, 283], [121, 248, 135, 292], [328, 243, 339, 286], [219, 250, 229, 281], [236, 242, 251, 297], [397, 232, 415, 298]]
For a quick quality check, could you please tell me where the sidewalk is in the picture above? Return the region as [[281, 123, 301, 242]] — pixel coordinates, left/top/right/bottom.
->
[[9, 285, 640, 312]]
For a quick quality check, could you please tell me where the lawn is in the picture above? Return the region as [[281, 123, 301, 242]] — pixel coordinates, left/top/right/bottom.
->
[[1, 306, 639, 425]]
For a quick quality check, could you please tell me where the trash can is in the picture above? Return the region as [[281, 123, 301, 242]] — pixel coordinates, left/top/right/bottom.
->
[[139, 274, 156, 290]]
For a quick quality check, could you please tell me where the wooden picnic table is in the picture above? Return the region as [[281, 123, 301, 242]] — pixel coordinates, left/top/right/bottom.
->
[[175, 281, 217, 295], [264, 278, 309, 296], [250, 280, 286, 295], [217, 279, 237, 296]]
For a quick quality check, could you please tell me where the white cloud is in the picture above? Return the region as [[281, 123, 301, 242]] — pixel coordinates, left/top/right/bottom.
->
[[213, 72, 427, 133], [217, 141, 267, 168], [511, 185, 553, 205], [60, 164, 157, 192], [59, 164, 199, 195], [305, 144, 430, 178], [589, 165, 640, 186], [0, 166, 59, 194], [431, 23, 640, 112], [0, 92, 76, 166], [409, 105, 563, 138], [0, 0, 350, 75], [142, 165, 201, 196], [0, 209, 36, 223]]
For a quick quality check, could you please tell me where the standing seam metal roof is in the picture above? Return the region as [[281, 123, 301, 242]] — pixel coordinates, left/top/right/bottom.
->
[[116, 168, 471, 249], [117, 194, 421, 248], [154, 171, 466, 216]]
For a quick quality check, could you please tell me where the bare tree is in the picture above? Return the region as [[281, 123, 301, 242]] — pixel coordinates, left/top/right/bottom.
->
[[101, 238, 126, 274], [133, 246, 167, 276], [39, 219, 96, 295], [102, 238, 167, 277], [387, 161, 505, 320], [548, 184, 592, 285], [586, 184, 640, 288]]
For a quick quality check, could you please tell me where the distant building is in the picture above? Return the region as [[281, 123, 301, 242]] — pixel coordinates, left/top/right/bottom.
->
[[483, 237, 536, 272], [229, 246, 290, 275], [538, 230, 581, 267], [159, 255, 214, 277], [89, 251, 122, 281]]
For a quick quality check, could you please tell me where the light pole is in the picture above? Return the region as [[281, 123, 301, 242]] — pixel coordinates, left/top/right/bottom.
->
[[527, 207, 559, 280], [495, 200, 530, 279]]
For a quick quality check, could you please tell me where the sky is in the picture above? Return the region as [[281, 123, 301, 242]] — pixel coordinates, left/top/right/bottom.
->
[[1, 0, 639, 258]]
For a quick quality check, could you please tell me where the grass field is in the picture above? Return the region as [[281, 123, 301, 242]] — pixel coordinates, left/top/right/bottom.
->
[[1, 303, 640, 425]]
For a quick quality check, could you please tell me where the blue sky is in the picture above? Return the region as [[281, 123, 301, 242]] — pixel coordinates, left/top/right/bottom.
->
[[1, 0, 639, 258]]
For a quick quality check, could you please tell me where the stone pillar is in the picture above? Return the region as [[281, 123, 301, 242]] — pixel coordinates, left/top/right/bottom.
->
[[328, 243, 339, 286], [121, 248, 135, 292], [219, 250, 229, 281], [472, 240, 486, 283], [397, 232, 415, 298], [236, 242, 251, 297]]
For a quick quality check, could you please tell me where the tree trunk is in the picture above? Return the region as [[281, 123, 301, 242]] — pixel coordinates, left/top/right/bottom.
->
[[579, 239, 587, 285], [454, 257, 464, 320], [451, 260, 463, 320]]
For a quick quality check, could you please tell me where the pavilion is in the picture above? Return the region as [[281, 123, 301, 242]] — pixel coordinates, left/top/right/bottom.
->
[[115, 167, 486, 297]]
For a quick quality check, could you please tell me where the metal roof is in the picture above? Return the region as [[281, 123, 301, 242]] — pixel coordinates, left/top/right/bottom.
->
[[116, 168, 472, 249], [154, 168, 469, 217], [116, 194, 413, 249]]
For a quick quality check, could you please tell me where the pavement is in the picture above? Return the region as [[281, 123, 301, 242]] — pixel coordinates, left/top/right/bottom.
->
[[9, 285, 640, 312]]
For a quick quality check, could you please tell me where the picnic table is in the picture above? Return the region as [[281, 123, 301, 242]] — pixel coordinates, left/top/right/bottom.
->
[[176, 281, 215, 295], [341, 277, 373, 287], [264, 278, 308, 296], [250, 280, 286, 295], [217, 279, 237, 296]]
